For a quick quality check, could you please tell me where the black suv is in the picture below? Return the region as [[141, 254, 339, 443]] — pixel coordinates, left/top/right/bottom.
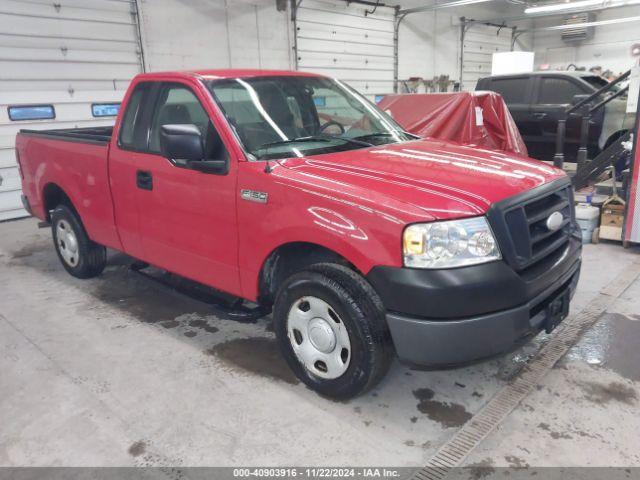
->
[[476, 71, 631, 162]]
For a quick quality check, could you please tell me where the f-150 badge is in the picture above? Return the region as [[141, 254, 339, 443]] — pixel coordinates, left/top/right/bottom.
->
[[240, 189, 268, 204]]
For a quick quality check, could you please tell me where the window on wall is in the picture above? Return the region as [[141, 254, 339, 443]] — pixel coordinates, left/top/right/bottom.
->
[[8, 105, 55, 121], [538, 78, 586, 105], [92, 103, 120, 117], [487, 78, 529, 104]]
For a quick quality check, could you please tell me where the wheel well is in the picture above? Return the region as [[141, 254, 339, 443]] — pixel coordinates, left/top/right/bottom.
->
[[42, 183, 75, 221], [258, 242, 356, 305]]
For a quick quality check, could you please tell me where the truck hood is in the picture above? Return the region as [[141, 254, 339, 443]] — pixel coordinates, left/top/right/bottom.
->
[[277, 138, 566, 221]]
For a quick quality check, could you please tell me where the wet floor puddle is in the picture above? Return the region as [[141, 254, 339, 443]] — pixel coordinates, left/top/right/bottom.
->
[[566, 312, 640, 382], [413, 387, 472, 428], [92, 268, 213, 324], [206, 337, 299, 385]]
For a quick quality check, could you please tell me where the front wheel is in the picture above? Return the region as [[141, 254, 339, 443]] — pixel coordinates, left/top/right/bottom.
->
[[51, 204, 106, 279], [273, 263, 392, 400]]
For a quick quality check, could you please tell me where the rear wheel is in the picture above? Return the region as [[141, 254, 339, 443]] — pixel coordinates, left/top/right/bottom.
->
[[51, 204, 106, 278], [273, 263, 392, 399]]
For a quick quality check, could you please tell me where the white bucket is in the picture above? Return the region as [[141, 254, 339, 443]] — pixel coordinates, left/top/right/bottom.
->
[[575, 203, 599, 244]]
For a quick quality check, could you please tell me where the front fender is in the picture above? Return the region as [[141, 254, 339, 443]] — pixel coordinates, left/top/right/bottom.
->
[[237, 168, 417, 301]]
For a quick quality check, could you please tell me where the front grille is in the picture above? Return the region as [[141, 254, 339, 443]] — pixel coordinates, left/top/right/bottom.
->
[[489, 180, 574, 279]]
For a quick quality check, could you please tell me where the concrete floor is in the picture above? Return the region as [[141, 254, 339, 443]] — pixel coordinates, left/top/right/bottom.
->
[[0, 217, 639, 468]]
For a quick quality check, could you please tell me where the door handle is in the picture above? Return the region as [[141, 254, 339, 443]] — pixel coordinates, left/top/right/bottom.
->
[[532, 113, 547, 119], [136, 170, 153, 190]]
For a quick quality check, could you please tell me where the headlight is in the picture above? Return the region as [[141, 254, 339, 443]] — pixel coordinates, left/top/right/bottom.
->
[[403, 217, 501, 269]]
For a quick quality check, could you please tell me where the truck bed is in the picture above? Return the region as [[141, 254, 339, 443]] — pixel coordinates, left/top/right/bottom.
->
[[19, 126, 113, 145], [15, 125, 121, 250]]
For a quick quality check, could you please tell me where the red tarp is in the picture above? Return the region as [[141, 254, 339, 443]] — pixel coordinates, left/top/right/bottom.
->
[[377, 91, 528, 156]]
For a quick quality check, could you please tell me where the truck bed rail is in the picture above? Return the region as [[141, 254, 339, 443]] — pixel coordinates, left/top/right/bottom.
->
[[19, 126, 113, 145]]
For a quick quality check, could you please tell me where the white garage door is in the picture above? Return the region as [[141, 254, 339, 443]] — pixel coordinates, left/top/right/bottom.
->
[[461, 23, 512, 92], [295, 0, 395, 100], [0, 0, 143, 221]]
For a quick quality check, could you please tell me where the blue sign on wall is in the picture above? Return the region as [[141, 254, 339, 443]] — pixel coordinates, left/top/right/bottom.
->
[[92, 103, 121, 117], [8, 105, 55, 121]]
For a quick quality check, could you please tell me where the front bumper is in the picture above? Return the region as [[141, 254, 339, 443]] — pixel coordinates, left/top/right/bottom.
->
[[367, 237, 581, 366]]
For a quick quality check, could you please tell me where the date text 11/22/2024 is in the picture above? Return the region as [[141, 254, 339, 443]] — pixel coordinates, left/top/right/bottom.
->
[[233, 468, 401, 478]]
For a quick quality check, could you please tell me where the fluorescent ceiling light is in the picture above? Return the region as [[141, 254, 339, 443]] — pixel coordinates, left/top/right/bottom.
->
[[543, 14, 640, 28], [436, 0, 493, 8], [525, 0, 640, 14], [526, 0, 602, 13], [398, 0, 492, 13]]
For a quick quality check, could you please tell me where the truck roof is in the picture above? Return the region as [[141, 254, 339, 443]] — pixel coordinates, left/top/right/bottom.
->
[[134, 69, 326, 81], [481, 70, 597, 80]]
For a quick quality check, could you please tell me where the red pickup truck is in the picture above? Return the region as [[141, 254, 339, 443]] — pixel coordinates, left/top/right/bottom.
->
[[16, 70, 582, 399]]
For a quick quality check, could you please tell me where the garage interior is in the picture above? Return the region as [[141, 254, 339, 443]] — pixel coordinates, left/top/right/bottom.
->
[[1, 0, 640, 476]]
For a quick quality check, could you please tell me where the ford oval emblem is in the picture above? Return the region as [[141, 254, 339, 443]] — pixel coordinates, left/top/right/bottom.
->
[[546, 211, 564, 231]]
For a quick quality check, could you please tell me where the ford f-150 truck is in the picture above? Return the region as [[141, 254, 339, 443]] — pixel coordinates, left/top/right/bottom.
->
[[16, 69, 582, 399]]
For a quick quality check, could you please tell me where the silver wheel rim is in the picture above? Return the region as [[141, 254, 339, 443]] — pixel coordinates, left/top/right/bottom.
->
[[286, 296, 351, 379], [55, 219, 79, 267]]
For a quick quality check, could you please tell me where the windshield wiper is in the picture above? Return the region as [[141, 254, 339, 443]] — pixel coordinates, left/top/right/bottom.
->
[[256, 135, 372, 151], [326, 135, 373, 147], [352, 131, 419, 142], [256, 136, 331, 150]]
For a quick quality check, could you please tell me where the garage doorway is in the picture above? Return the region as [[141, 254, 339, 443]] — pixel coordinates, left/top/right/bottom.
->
[[461, 22, 513, 92], [293, 0, 396, 101], [0, 0, 143, 221]]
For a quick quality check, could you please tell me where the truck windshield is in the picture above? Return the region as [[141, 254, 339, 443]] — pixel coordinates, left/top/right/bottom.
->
[[205, 76, 414, 160], [581, 75, 626, 96]]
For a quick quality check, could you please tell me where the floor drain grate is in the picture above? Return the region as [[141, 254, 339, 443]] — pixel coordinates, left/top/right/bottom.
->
[[412, 262, 640, 480]]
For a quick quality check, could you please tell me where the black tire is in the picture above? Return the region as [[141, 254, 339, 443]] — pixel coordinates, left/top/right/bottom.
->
[[273, 263, 392, 400], [51, 204, 106, 279]]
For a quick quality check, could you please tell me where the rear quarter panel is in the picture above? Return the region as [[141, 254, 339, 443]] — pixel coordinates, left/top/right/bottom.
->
[[16, 134, 121, 250]]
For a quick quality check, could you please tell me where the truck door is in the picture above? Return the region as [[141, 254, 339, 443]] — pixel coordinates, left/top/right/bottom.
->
[[113, 80, 241, 296], [529, 75, 591, 161], [109, 81, 155, 260], [481, 76, 535, 153]]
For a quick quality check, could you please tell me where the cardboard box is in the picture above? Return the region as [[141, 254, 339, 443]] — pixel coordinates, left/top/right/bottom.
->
[[602, 202, 625, 227], [599, 197, 625, 241]]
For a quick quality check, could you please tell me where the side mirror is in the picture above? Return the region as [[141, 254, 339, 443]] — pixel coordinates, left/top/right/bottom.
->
[[160, 124, 228, 175], [160, 124, 204, 162], [571, 94, 591, 106]]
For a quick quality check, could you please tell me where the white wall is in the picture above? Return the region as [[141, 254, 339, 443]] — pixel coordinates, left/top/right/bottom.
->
[[132, 1, 640, 89], [134, 0, 529, 90], [533, 7, 640, 74], [396, 2, 532, 86], [137, 0, 292, 72], [397, 9, 461, 82]]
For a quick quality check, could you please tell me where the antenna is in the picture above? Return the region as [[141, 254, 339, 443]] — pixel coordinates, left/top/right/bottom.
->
[[264, 158, 273, 173]]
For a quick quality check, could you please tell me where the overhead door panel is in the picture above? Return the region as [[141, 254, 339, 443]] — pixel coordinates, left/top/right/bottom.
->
[[462, 24, 512, 92], [0, 0, 142, 221], [295, 0, 395, 99]]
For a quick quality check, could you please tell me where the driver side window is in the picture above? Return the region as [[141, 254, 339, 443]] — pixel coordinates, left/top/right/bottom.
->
[[149, 84, 228, 160]]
